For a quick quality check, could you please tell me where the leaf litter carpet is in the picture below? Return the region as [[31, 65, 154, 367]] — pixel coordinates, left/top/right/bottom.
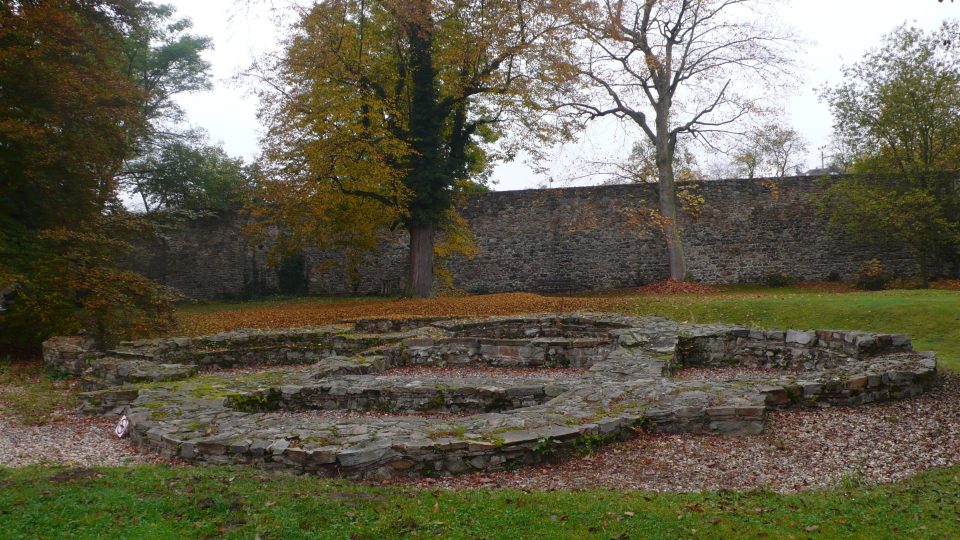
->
[[7, 291, 958, 491], [3, 370, 959, 493]]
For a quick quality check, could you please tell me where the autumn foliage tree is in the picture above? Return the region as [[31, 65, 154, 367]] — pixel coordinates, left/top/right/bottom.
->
[[0, 1, 142, 235], [254, 0, 578, 297], [0, 1, 178, 352]]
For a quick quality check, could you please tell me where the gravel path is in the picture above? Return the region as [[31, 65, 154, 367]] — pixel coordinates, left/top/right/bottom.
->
[[4, 374, 959, 494], [0, 411, 161, 469], [390, 373, 960, 493]]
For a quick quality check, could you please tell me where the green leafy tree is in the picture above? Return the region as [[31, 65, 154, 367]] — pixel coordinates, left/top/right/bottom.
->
[[118, 2, 220, 207], [126, 136, 253, 213], [121, 2, 213, 134], [820, 21, 960, 281], [0, 1, 177, 353], [254, 0, 578, 297]]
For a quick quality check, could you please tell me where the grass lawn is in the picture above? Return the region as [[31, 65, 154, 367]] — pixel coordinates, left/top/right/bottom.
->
[[624, 288, 960, 371], [1, 464, 959, 539], [4, 286, 960, 538], [175, 287, 960, 370], [0, 362, 76, 425]]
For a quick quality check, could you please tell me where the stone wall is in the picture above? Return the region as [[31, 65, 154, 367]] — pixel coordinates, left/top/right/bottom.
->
[[63, 314, 938, 479], [135, 176, 918, 299], [128, 215, 280, 299]]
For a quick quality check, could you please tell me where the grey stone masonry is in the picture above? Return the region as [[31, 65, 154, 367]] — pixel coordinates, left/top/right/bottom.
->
[[675, 327, 915, 372], [129, 177, 924, 299], [45, 313, 939, 480]]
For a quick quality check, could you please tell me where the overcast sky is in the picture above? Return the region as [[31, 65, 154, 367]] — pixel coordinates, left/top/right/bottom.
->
[[168, 0, 960, 191]]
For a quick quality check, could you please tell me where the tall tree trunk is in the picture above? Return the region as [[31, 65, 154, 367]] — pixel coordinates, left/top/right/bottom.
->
[[655, 113, 687, 281], [408, 223, 435, 297], [402, 9, 445, 298], [657, 163, 687, 280]]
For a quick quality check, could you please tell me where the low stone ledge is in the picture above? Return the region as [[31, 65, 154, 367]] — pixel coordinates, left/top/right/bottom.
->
[[62, 313, 939, 480], [42, 336, 99, 376]]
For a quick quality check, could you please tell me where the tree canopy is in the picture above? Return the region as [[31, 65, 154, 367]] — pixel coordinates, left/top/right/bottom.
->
[[126, 135, 254, 213], [824, 22, 960, 178], [603, 139, 704, 185], [0, 0, 143, 235], [0, 1, 209, 352], [560, 0, 797, 280], [254, 0, 578, 296], [116, 2, 247, 213], [122, 2, 213, 131], [730, 121, 808, 179], [820, 21, 960, 280]]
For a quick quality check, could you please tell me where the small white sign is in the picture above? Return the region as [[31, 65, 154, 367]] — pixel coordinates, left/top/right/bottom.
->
[[115, 415, 130, 439]]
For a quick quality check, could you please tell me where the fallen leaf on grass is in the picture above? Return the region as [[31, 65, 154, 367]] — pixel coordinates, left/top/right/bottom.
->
[[173, 293, 629, 337]]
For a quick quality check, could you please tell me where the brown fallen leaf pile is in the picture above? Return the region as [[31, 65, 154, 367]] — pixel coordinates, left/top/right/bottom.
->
[[795, 281, 854, 292], [174, 293, 629, 336], [636, 280, 720, 295], [386, 373, 960, 493]]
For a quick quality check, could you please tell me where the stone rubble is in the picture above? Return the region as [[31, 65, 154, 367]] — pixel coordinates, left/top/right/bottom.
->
[[43, 313, 937, 480]]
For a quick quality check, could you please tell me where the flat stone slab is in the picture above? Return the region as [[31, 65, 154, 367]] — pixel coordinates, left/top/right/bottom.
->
[[53, 313, 938, 480]]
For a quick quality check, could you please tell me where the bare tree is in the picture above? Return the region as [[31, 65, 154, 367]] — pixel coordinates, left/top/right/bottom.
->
[[561, 0, 797, 279], [762, 122, 807, 177], [731, 120, 808, 178]]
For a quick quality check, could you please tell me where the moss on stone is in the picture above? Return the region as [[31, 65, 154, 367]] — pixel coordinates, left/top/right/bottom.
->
[[226, 389, 282, 412]]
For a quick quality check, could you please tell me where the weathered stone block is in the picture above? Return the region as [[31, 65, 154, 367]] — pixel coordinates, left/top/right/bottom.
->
[[337, 445, 393, 467], [705, 406, 738, 417], [785, 330, 816, 346], [757, 385, 789, 407], [735, 406, 765, 418], [848, 375, 868, 392], [500, 430, 542, 445]]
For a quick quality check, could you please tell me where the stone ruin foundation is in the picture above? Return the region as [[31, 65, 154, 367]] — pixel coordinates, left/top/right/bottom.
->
[[43, 314, 938, 480]]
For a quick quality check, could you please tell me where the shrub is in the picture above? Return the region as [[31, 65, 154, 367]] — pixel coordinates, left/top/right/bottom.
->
[[855, 259, 891, 291], [763, 272, 794, 288], [0, 217, 177, 353]]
